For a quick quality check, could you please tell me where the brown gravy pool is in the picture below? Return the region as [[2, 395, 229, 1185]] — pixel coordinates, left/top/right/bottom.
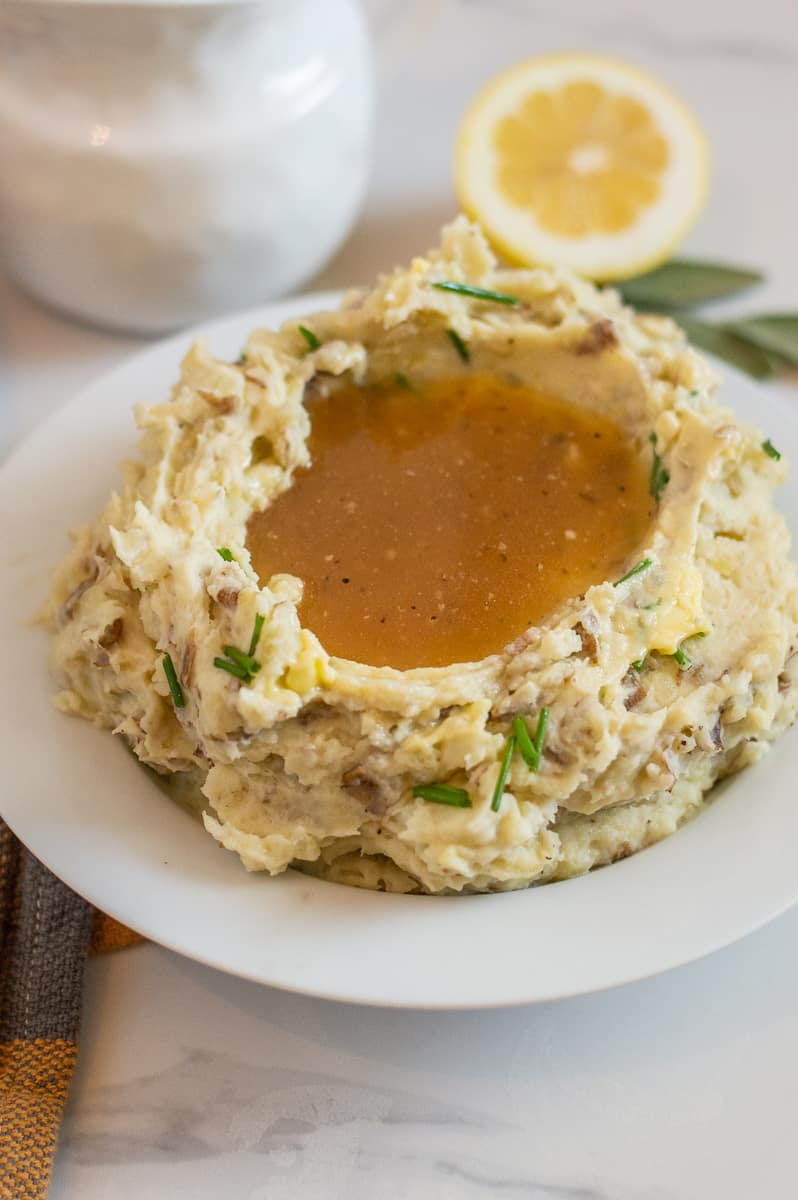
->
[[247, 376, 654, 669]]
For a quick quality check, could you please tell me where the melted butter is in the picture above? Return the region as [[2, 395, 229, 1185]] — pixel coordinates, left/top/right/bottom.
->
[[247, 376, 655, 669]]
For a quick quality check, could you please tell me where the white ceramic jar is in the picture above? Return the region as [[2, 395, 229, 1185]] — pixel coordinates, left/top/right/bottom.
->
[[0, 0, 373, 333]]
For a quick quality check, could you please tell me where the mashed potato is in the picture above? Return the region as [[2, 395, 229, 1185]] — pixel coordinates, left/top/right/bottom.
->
[[47, 219, 798, 893]]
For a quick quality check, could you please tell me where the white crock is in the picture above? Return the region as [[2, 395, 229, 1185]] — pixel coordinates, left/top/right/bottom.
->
[[0, 0, 373, 333]]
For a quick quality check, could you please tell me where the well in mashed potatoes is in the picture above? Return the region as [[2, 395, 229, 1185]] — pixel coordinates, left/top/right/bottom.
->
[[47, 219, 798, 894]]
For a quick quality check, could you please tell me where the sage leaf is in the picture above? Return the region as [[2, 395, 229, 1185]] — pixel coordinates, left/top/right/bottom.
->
[[676, 316, 776, 380], [618, 259, 763, 309], [725, 315, 798, 366]]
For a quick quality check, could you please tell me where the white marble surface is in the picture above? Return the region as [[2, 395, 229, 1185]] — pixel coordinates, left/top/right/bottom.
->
[[1, 0, 797, 1195]]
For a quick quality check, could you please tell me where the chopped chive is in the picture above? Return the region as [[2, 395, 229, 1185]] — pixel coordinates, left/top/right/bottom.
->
[[513, 710, 549, 773], [213, 656, 251, 682], [248, 613, 265, 658], [615, 557, 653, 586], [673, 645, 692, 670], [642, 597, 663, 611], [217, 547, 235, 562], [533, 707, 549, 760], [491, 734, 516, 812], [236, 351, 247, 365], [432, 281, 520, 306], [162, 653, 186, 708], [298, 325, 321, 351], [512, 716, 537, 770], [223, 645, 261, 674], [394, 371, 413, 391], [630, 657, 646, 672], [413, 783, 472, 808], [649, 432, 670, 503], [447, 328, 470, 363], [763, 438, 781, 461]]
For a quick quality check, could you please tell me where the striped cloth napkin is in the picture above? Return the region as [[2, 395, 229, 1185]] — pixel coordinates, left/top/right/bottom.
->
[[0, 819, 141, 1200]]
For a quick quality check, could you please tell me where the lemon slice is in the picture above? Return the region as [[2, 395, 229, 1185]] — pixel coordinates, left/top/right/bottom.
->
[[454, 53, 709, 280]]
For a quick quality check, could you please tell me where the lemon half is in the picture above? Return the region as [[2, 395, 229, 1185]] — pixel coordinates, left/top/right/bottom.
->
[[455, 53, 709, 280]]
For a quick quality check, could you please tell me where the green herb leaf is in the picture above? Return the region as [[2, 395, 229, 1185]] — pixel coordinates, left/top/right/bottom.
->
[[298, 325, 321, 351], [726, 315, 798, 366], [217, 547, 235, 562], [512, 707, 549, 773], [162, 653, 186, 707], [236, 352, 248, 365], [447, 328, 470, 363], [630, 657, 646, 672], [763, 438, 781, 461], [394, 372, 413, 391], [491, 734, 516, 812], [615, 558, 653, 586], [222, 645, 261, 675], [673, 645, 693, 670], [413, 783, 472, 808], [533, 706, 549, 759], [248, 613, 265, 658], [432, 281, 520, 306], [512, 716, 538, 770], [676, 316, 775, 380], [648, 433, 670, 504], [213, 656, 252, 682], [618, 259, 763, 309]]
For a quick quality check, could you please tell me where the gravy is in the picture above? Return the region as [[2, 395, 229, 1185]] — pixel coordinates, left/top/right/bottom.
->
[[247, 376, 653, 669]]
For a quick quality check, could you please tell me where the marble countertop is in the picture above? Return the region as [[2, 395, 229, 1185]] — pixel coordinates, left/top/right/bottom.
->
[[1, 0, 796, 1195]]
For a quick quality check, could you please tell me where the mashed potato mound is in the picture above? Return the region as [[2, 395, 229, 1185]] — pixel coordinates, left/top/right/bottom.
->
[[47, 219, 798, 893]]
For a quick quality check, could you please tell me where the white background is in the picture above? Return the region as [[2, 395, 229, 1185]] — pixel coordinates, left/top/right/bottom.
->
[[2, 0, 797, 1195]]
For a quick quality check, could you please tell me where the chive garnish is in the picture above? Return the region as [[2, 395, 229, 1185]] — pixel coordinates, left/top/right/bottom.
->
[[217, 547, 234, 562], [394, 372, 413, 391], [673, 645, 692, 670], [248, 613, 265, 658], [223, 645, 261, 674], [413, 784, 472, 808], [298, 325, 321, 351], [432, 281, 520, 306], [512, 707, 549, 773], [214, 615, 266, 685], [447, 328, 470, 363], [162, 653, 186, 708], [213, 656, 252, 682], [512, 716, 537, 768], [236, 351, 247, 365], [491, 734, 516, 812], [630, 657, 646, 672], [649, 433, 670, 503], [763, 438, 781, 461], [615, 558, 653, 586]]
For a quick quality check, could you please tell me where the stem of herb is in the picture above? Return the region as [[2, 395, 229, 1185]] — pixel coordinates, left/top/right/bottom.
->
[[248, 613, 265, 658], [298, 325, 321, 351], [491, 735, 516, 812], [649, 433, 670, 503], [162, 653, 186, 707], [213, 656, 251, 682], [432, 281, 520, 306], [673, 645, 692, 670], [615, 558, 653, 586], [447, 328, 470, 363], [222, 645, 261, 674], [413, 784, 472, 808]]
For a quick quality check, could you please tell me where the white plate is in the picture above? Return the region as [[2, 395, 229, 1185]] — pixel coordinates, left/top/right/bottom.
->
[[2, 292, 798, 1010]]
